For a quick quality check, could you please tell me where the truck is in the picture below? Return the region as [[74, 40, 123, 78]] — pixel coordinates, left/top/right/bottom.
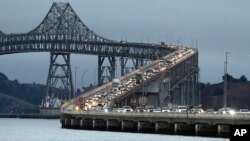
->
[[112, 78, 120, 92], [135, 72, 143, 84]]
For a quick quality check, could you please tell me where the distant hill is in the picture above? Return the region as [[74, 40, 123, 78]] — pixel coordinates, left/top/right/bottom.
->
[[201, 75, 250, 110], [0, 93, 38, 113], [0, 72, 46, 113], [0, 72, 45, 106]]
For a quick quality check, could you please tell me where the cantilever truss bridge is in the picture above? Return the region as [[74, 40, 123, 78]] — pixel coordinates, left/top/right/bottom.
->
[[0, 2, 186, 108]]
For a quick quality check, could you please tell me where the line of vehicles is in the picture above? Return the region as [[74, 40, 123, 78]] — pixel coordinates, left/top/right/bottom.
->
[[91, 105, 250, 116], [79, 59, 173, 110], [72, 48, 197, 112], [83, 68, 163, 110]]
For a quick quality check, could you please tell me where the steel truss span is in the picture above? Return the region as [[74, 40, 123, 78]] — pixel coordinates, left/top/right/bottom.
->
[[0, 2, 179, 109]]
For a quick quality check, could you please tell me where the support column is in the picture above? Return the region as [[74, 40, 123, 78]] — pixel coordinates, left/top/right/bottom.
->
[[42, 52, 74, 108], [122, 120, 137, 131], [98, 56, 105, 85], [93, 119, 106, 130], [218, 125, 230, 137], [137, 121, 154, 133], [98, 56, 116, 85], [80, 118, 92, 129], [132, 58, 144, 69], [160, 77, 170, 107], [174, 123, 194, 135], [106, 120, 121, 131], [120, 57, 128, 76], [71, 118, 80, 129], [195, 124, 217, 136], [155, 122, 174, 134], [64, 118, 71, 128]]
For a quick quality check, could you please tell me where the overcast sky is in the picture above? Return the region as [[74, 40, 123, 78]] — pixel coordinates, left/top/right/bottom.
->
[[0, 0, 250, 88]]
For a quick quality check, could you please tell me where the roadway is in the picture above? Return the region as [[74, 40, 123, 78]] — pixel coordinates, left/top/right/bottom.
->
[[62, 47, 198, 111]]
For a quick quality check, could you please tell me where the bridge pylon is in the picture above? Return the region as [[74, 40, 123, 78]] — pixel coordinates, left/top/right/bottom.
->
[[98, 56, 116, 85], [41, 52, 74, 109]]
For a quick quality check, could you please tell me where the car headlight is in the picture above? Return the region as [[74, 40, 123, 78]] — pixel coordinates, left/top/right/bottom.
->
[[229, 110, 236, 115], [222, 111, 226, 114], [200, 109, 204, 113], [75, 106, 79, 111]]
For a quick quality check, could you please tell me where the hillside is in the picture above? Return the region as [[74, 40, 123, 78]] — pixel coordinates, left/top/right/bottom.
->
[[0, 93, 38, 113], [201, 78, 250, 110], [0, 72, 45, 106], [0, 72, 46, 113]]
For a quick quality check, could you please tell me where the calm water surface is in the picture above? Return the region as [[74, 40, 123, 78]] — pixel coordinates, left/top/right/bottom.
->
[[0, 118, 228, 141]]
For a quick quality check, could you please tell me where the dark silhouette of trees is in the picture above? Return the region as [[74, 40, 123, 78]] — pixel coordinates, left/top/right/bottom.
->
[[240, 75, 248, 82]]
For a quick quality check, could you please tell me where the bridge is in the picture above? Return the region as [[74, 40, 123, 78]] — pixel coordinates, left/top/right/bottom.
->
[[0, 2, 177, 109], [61, 110, 250, 137], [0, 2, 199, 110], [3, 2, 246, 138]]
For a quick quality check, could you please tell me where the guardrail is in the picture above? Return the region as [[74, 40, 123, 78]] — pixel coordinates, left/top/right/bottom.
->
[[62, 110, 250, 120]]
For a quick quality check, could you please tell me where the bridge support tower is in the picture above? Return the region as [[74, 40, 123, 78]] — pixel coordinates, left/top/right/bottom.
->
[[41, 52, 74, 111]]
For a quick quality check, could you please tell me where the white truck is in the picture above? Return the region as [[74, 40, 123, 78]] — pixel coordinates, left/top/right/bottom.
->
[[112, 79, 120, 92]]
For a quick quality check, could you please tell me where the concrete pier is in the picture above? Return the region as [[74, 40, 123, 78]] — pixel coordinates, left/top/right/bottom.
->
[[155, 122, 173, 134], [121, 120, 137, 131], [107, 119, 121, 131], [93, 119, 106, 130], [70, 119, 80, 129], [174, 122, 194, 135], [218, 124, 230, 137], [61, 111, 250, 138], [138, 121, 154, 133]]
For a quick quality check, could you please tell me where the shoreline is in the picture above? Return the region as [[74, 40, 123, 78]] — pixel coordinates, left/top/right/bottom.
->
[[0, 113, 60, 119]]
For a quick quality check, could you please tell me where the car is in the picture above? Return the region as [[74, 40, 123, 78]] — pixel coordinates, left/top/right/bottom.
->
[[116, 90, 122, 95], [117, 108, 124, 113], [130, 77, 136, 83], [152, 68, 159, 74], [127, 84, 134, 89], [177, 106, 188, 112], [153, 108, 162, 113], [90, 106, 101, 111], [86, 97, 92, 103], [190, 106, 204, 114], [218, 107, 236, 115], [145, 105, 155, 112], [104, 107, 113, 112], [123, 106, 133, 112], [94, 93, 102, 98], [177, 106, 188, 113], [206, 109, 216, 114], [136, 107, 145, 112], [146, 70, 154, 76], [238, 109, 250, 115], [190, 108, 204, 114], [162, 107, 171, 112], [120, 87, 128, 91]]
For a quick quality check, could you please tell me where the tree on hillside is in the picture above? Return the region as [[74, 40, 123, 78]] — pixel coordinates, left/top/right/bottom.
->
[[240, 75, 248, 82], [222, 73, 237, 82]]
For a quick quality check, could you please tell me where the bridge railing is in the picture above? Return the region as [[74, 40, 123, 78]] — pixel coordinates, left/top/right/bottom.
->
[[62, 110, 250, 121]]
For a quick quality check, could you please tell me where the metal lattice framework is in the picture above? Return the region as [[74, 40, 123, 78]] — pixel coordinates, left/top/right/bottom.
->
[[0, 2, 177, 108]]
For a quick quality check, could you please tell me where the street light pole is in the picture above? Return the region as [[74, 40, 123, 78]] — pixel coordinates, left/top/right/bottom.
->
[[224, 52, 231, 108], [93, 67, 98, 88], [74, 66, 79, 105], [81, 71, 88, 90]]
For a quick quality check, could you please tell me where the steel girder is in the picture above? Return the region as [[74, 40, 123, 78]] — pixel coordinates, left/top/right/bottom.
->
[[0, 2, 175, 58], [42, 52, 74, 108], [98, 56, 116, 85], [0, 35, 174, 59]]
